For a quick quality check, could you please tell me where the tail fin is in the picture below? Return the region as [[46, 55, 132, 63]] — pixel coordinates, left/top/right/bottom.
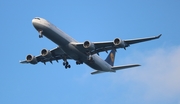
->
[[105, 49, 116, 66]]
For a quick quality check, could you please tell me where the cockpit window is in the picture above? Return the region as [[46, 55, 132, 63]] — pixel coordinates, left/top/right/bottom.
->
[[34, 17, 40, 20]]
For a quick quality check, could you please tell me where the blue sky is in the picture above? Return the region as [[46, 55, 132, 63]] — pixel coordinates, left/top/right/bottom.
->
[[1, 0, 180, 104]]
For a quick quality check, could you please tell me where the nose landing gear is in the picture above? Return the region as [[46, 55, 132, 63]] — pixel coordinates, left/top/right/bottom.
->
[[38, 30, 43, 38]]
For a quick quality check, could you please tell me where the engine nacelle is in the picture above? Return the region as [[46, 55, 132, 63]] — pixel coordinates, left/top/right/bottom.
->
[[113, 38, 126, 47], [83, 41, 95, 51], [26, 55, 38, 64], [41, 49, 52, 58]]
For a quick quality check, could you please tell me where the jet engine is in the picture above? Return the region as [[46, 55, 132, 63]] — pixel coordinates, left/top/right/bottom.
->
[[83, 41, 95, 51], [41, 49, 52, 58], [113, 38, 126, 47], [26, 55, 38, 64]]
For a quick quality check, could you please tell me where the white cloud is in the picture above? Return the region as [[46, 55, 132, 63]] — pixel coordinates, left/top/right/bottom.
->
[[111, 46, 180, 103]]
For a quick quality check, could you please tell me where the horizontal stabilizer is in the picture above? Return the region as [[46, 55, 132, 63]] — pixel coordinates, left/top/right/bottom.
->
[[91, 71, 105, 75], [112, 64, 140, 70], [91, 64, 140, 75], [19, 60, 28, 64]]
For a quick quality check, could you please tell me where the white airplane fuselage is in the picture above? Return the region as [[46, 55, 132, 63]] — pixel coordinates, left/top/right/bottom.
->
[[32, 18, 113, 72]]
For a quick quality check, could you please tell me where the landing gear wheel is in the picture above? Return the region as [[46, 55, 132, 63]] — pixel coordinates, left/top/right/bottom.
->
[[63, 62, 66, 66], [76, 61, 79, 65], [39, 35, 43, 38], [65, 65, 71, 69], [63, 61, 71, 69], [66, 61, 69, 65], [63, 61, 69, 66]]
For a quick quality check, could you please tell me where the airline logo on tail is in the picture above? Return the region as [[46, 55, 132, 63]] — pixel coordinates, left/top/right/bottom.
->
[[110, 52, 115, 63], [105, 49, 116, 66]]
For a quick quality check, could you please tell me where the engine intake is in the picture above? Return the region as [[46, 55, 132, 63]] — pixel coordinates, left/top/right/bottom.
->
[[83, 41, 95, 51], [113, 38, 121, 45], [113, 38, 126, 47], [26, 55, 38, 64], [41, 49, 52, 58]]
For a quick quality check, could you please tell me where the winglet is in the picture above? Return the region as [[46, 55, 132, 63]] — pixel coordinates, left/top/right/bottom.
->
[[157, 34, 162, 38]]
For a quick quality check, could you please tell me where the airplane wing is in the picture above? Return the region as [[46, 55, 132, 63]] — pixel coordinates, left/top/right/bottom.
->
[[124, 34, 162, 45], [72, 34, 162, 54], [20, 47, 72, 64]]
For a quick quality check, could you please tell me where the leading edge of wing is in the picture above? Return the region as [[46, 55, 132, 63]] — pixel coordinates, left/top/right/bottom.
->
[[71, 41, 115, 54], [124, 34, 162, 45], [71, 41, 113, 46]]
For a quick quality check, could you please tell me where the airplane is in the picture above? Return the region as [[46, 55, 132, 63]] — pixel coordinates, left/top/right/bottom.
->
[[20, 17, 162, 75]]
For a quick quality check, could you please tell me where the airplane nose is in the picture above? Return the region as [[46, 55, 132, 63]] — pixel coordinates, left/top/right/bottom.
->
[[32, 18, 40, 28], [32, 17, 41, 25], [32, 19, 38, 26], [32, 19, 35, 24], [32, 18, 41, 30]]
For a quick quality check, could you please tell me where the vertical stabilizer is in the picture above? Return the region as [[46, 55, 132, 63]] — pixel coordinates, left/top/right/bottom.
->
[[105, 49, 116, 66]]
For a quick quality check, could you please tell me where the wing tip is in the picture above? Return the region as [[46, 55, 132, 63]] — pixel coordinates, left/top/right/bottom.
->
[[157, 34, 162, 38], [129, 64, 141, 67], [136, 64, 141, 66]]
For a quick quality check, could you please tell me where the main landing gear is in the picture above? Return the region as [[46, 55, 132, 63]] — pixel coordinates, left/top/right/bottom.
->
[[76, 61, 83, 65], [63, 61, 71, 69], [63, 60, 82, 69]]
